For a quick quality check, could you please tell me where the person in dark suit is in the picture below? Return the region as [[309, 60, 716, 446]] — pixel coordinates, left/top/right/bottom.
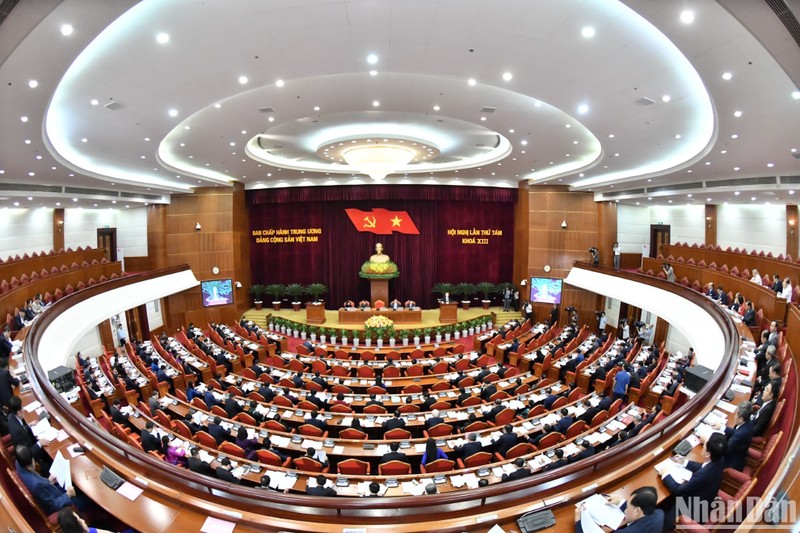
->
[[752, 381, 776, 437], [597, 396, 613, 412], [203, 389, 220, 409], [661, 433, 727, 525], [421, 392, 436, 412], [449, 371, 467, 388], [383, 411, 406, 432], [208, 416, 230, 445], [305, 411, 327, 431], [187, 447, 214, 477], [0, 328, 14, 359], [0, 357, 20, 409], [753, 345, 779, 396], [140, 421, 160, 452], [365, 394, 384, 408], [493, 424, 518, 458], [215, 458, 240, 483], [475, 366, 491, 383], [543, 389, 560, 410], [485, 400, 505, 423], [575, 486, 664, 533], [580, 404, 601, 425], [456, 387, 472, 406], [554, 408, 574, 435], [771, 274, 783, 294], [224, 393, 242, 419], [183, 413, 201, 435], [425, 409, 444, 429], [7, 396, 52, 473], [501, 457, 532, 481], [455, 432, 483, 459], [549, 305, 559, 326], [11, 311, 27, 332], [380, 442, 409, 464], [481, 383, 498, 402], [257, 383, 274, 402], [15, 445, 82, 515], [543, 449, 569, 471], [742, 301, 756, 327], [311, 372, 328, 390], [718, 401, 754, 472], [588, 365, 606, 389], [568, 439, 596, 464], [306, 474, 337, 496]]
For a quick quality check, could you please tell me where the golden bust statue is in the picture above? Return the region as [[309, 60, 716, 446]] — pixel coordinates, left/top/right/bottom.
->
[[369, 242, 390, 263]]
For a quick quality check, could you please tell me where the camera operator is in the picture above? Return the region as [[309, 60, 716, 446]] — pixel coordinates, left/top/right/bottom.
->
[[566, 306, 579, 326], [589, 247, 599, 266], [662, 262, 675, 282]]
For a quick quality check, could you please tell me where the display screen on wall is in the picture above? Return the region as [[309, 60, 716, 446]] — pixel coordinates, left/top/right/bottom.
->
[[201, 279, 234, 307], [530, 277, 563, 304]]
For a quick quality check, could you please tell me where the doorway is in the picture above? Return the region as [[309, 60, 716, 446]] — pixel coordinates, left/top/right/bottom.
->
[[649, 224, 671, 258], [97, 228, 117, 261]]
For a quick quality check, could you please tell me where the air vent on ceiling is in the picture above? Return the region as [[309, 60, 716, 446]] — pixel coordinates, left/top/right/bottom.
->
[[274, 144, 284, 149], [475, 143, 487, 147], [0, 0, 22, 27], [257, 106, 275, 113], [104, 100, 122, 110], [647, 182, 702, 193], [780, 175, 800, 184], [480, 106, 497, 113], [120, 192, 162, 200], [704, 176, 777, 188], [765, 0, 800, 47], [603, 188, 646, 198], [0, 183, 61, 193], [65, 187, 120, 197], [636, 97, 656, 106]]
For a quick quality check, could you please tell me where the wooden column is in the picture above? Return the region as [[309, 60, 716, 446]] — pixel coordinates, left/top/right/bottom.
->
[[787, 205, 798, 260], [137, 304, 150, 341], [147, 205, 167, 270], [597, 201, 618, 268], [512, 181, 531, 288], [53, 208, 65, 252], [705, 204, 717, 246]]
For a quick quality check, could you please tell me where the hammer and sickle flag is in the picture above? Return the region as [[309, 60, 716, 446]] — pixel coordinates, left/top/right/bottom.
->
[[345, 208, 420, 235]]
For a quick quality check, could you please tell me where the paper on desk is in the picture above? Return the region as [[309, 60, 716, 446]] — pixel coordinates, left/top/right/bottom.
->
[[655, 458, 692, 483], [580, 507, 605, 533], [582, 493, 625, 529], [487, 525, 506, 533], [23, 400, 42, 412], [116, 481, 143, 501], [717, 400, 736, 413], [51, 451, 72, 490], [200, 516, 236, 533]]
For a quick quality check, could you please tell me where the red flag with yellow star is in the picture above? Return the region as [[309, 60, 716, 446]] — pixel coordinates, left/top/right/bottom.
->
[[345, 208, 420, 235]]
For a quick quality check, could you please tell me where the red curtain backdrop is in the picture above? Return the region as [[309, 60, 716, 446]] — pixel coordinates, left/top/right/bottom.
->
[[248, 186, 515, 307]]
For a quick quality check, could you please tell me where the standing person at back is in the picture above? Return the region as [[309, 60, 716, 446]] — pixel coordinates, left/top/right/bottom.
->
[[613, 242, 620, 270]]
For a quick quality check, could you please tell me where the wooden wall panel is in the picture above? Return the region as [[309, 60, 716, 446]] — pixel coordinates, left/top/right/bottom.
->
[[787, 205, 798, 261], [597, 202, 617, 269], [512, 181, 530, 288], [146, 205, 167, 271], [53, 208, 64, 252], [705, 204, 717, 247]]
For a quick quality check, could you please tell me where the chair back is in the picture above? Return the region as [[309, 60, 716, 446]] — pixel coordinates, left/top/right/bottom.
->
[[338, 458, 370, 475], [427, 423, 453, 437], [423, 458, 455, 473], [379, 460, 411, 475], [464, 451, 492, 467]]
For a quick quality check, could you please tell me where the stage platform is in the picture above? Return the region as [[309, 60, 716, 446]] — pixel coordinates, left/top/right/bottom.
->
[[242, 305, 521, 331]]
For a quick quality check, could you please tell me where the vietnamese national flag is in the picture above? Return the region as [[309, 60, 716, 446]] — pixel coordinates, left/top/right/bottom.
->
[[345, 208, 420, 235]]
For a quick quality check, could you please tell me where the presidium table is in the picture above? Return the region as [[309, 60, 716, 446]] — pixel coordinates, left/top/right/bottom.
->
[[337, 307, 422, 324]]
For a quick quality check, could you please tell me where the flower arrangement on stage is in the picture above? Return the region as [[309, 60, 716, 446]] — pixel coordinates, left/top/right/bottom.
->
[[359, 260, 399, 279], [364, 315, 395, 339]]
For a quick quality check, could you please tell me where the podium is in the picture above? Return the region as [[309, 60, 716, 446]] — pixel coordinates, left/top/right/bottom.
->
[[369, 279, 389, 306], [306, 302, 326, 324], [439, 302, 458, 324]]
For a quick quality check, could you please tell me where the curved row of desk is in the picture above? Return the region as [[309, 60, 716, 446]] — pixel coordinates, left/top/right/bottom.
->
[[14, 263, 792, 532]]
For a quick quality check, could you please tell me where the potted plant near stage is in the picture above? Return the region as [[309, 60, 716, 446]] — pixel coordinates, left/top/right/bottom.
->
[[284, 283, 305, 311], [432, 282, 455, 304], [444, 325, 452, 342], [299, 324, 308, 340], [401, 330, 409, 347], [265, 284, 284, 311], [476, 281, 496, 310], [454, 282, 476, 310], [364, 315, 394, 350], [249, 284, 266, 311], [309, 325, 319, 342], [423, 327, 433, 345], [292, 322, 300, 338], [305, 282, 328, 304], [340, 329, 348, 346], [435, 326, 442, 344]]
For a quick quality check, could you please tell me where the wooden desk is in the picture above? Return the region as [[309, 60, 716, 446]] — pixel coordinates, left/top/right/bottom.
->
[[439, 302, 458, 324], [337, 308, 423, 324], [306, 302, 326, 324]]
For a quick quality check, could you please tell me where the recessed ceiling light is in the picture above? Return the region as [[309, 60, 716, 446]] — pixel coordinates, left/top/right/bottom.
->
[[733, 110, 742, 118], [28, 80, 38, 88], [467, 78, 477, 86], [608, 133, 615, 138], [238, 75, 248, 85], [680, 10, 695, 24], [156, 32, 169, 44], [27, 172, 34, 176], [140, 155, 146, 159], [229, 142, 236, 146], [268, 116, 274, 122], [313, 106, 320, 112], [792, 148, 798, 153], [734, 166, 740, 171], [55, 202, 60, 206], [508, 129, 515, 133], [35, 155, 42, 160], [60, 24, 74, 36], [372, 100, 380, 107], [790, 191, 796, 195], [767, 163, 775, 168], [168, 109, 178, 117], [275, 79, 285, 87], [565, 124, 571, 128], [573, 140, 578, 144], [90, 99, 99, 106], [687, 194, 693, 197], [705, 161, 711, 165], [792, 91, 800, 100], [20, 116, 28, 123], [521, 140, 528, 145], [706, 198, 712, 202], [661, 95, 671, 103], [734, 191, 740, 195], [24, 139, 31, 144], [577, 103, 589, 114], [731, 134, 738, 139], [433, 105, 440, 111], [722, 72, 732, 81], [502, 72, 513, 81], [751, 196, 756, 201], [184, 125, 190, 130], [72, 197, 78, 202], [366, 53, 378, 64], [369, 70, 378, 76], [636, 202, 640, 206], [214, 103, 221, 109], [480, 116, 487, 121], [721, 149, 727, 154], [13, 202, 18, 207], [579, 173, 585, 178], [674, 134, 681, 139], [581, 26, 596, 38]]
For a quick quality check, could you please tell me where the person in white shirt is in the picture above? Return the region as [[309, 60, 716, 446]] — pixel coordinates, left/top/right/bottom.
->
[[750, 269, 762, 285], [613, 242, 621, 270], [781, 277, 793, 300], [598, 312, 607, 333], [621, 319, 630, 340]]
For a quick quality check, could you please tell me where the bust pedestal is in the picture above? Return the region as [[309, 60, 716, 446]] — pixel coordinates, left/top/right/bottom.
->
[[370, 279, 389, 306]]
